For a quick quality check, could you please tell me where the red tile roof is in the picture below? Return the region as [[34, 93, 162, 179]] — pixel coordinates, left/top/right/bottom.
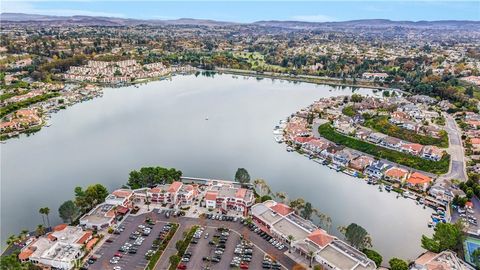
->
[[307, 229, 334, 248], [53, 224, 68, 232], [407, 172, 432, 185], [235, 188, 247, 199], [270, 203, 293, 216], [112, 189, 132, 198], [76, 231, 93, 244], [205, 192, 218, 201], [86, 238, 98, 250], [168, 181, 182, 193], [18, 246, 35, 260]]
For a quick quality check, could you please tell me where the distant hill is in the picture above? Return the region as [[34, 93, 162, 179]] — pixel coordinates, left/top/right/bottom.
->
[[0, 13, 237, 26], [1, 13, 478, 29]]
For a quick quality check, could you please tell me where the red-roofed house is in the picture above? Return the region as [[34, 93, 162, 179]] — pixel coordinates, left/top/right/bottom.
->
[[407, 172, 433, 191], [205, 191, 218, 209], [384, 167, 409, 183], [401, 143, 424, 156]]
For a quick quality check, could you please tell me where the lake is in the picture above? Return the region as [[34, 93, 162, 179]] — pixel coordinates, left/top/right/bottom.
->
[[1, 73, 432, 260]]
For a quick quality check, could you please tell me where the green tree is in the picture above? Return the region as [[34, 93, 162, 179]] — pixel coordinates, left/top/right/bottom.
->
[[350, 94, 364, 103], [38, 207, 50, 228], [260, 195, 272, 202], [389, 258, 408, 270], [58, 200, 79, 223], [472, 248, 480, 269], [127, 166, 182, 189], [421, 222, 464, 252], [362, 248, 382, 266], [301, 202, 314, 220], [169, 255, 181, 267], [235, 168, 251, 184], [339, 223, 372, 250], [74, 184, 109, 212]]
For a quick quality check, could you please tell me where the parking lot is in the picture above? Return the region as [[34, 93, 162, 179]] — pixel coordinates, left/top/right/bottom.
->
[[88, 214, 172, 270]]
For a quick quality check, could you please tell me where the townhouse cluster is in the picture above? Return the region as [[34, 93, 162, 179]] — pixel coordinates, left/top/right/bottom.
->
[[18, 224, 97, 270], [64, 60, 194, 84], [281, 94, 454, 201], [0, 109, 42, 134], [251, 200, 377, 270]]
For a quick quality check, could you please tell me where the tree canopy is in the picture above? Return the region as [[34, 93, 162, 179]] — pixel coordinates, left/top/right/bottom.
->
[[421, 222, 464, 253], [389, 258, 408, 270], [362, 248, 382, 267], [340, 223, 372, 250], [235, 168, 251, 184], [74, 184, 109, 212], [127, 166, 182, 189], [58, 200, 79, 223]]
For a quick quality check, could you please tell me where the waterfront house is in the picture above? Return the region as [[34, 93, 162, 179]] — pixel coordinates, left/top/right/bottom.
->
[[293, 136, 316, 146], [349, 155, 374, 172], [303, 138, 331, 154], [401, 143, 424, 156], [429, 180, 466, 203], [362, 72, 388, 81], [421, 146, 444, 161], [333, 149, 359, 167], [384, 167, 409, 183], [406, 172, 433, 191], [320, 145, 344, 160], [365, 160, 390, 179]]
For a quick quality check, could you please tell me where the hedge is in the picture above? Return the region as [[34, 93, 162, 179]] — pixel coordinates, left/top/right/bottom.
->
[[318, 123, 449, 174], [145, 223, 179, 270], [167, 225, 198, 270]]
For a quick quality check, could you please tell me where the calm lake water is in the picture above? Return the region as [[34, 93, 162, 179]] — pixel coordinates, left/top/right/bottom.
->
[[1, 74, 432, 260]]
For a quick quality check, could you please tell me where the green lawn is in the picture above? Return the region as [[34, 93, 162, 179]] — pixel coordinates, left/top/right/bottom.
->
[[364, 116, 448, 148], [318, 123, 449, 174]]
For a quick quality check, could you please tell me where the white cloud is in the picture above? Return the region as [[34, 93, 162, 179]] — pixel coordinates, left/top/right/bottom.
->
[[291, 14, 335, 22], [1, 2, 124, 18]]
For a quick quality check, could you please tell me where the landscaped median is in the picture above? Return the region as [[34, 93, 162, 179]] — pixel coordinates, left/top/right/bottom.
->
[[318, 123, 450, 174], [168, 225, 199, 270], [145, 223, 179, 270]]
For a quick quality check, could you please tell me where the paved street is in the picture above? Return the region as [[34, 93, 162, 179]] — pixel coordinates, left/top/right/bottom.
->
[[439, 114, 467, 181]]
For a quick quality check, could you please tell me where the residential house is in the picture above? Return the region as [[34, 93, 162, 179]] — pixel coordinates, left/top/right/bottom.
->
[[406, 172, 433, 191], [421, 146, 444, 161], [355, 127, 372, 141], [349, 155, 374, 172], [367, 132, 388, 144], [381, 136, 403, 149], [332, 149, 359, 167], [429, 180, 466, 204], [365, 161, 390, 179], [384, 167, 409, 183], [303, 138, 331, 154], [401, 143, 424, 156]]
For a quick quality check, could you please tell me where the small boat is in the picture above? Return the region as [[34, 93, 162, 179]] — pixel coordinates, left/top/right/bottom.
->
[[205, 117, 209, 120], [385, 185, 392, 192], [378, 184, 383, 192], [286, 146, 294, 152], [428, 221, 434, 228]]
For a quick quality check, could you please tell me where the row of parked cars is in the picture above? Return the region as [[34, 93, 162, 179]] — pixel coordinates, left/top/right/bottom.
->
[[231, 239, 254, 269], [205, 213, 239, 222], [262, 255, 282, 269], [243, 222, 285, 250]]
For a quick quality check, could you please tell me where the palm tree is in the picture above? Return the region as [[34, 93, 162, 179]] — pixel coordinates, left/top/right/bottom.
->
[[36, 224, 46, 236], [43, 207, 51, 228], [274, 192, 288, 203], [308, 250, 315, 268], [38, 208, 46, 227], [287, 235, 295, 253]]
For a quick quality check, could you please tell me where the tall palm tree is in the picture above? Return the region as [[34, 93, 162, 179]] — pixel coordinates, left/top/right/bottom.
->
[[308, 250, 315, 267], [38, 208, 46, 227], [287, 235, 295, 253], [43, 207, 51, 228], [6, 235, 17, 245]]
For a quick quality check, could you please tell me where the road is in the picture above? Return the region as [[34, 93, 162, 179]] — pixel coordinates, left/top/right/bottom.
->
[[438, 114, 467, 181]]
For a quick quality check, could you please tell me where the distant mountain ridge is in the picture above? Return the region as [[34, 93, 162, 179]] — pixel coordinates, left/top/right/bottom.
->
[[1, 13, 479, 29]]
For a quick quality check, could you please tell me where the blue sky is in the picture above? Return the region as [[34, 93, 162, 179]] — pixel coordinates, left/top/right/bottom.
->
[[1, 1, 479, 22]]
